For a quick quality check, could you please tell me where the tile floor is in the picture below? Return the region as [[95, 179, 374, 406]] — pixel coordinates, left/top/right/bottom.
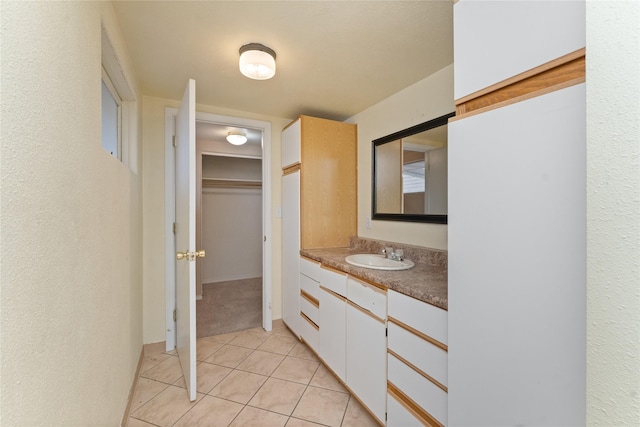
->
[[127, 322, 380, 427]]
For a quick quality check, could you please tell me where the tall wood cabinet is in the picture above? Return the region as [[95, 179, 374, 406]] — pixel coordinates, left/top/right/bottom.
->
[[281, 115, 357, 338]]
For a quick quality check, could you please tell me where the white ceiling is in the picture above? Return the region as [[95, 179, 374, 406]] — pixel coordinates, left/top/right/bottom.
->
[[112, 1, 453, 122]]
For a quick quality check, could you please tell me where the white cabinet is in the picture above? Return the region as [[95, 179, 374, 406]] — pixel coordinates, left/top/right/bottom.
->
[[448, 84, 586, 425], [454, 0, 585, 100], [346, 276, 387, 424], [281, 171, 300, 337], [387, 290, 448, 426], [299, 257, 320, 352], [281, 118, 301, 168], [318, 266, 347, 381]]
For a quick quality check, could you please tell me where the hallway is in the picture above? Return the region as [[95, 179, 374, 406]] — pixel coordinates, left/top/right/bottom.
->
[[127, 322, 379, 426]]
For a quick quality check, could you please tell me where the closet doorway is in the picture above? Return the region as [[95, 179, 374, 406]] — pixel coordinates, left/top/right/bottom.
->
[[196, 123, 263, 337], [164, 110, 273, 349]]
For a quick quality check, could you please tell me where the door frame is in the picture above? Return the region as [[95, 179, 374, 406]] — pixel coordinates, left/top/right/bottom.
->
[[165, 108, 273, 350]]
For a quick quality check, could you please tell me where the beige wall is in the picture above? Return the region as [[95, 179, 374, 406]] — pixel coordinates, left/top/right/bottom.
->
[[349, 64, 454, 250], [142, 95, 290, 344], [0, 2, 143, 425], [586, 1, 640, 424]]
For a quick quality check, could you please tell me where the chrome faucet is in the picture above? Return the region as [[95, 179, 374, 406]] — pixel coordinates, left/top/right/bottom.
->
[[382, 247, 404, 261]]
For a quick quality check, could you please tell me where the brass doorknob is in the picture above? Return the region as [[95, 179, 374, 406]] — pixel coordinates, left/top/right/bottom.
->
[[176, 251, 188, 260], [195, 250, 206, 258]]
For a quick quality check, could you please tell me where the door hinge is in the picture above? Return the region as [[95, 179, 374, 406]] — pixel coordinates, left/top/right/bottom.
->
[[172, 135, 177, 147], [386, 327, 388, 337], [173, 309, 177, 322], [173, 222, 176, 234]]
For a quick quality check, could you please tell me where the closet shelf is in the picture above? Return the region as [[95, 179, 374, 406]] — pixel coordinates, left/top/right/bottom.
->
[[202, 178, 262, 189]]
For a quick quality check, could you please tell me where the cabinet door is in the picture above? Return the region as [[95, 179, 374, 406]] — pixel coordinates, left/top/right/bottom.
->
[[281, 118, 301, 168], [281, 171, 300, 337], [346, 302, 386, 423], [454, 0, 585, 100], [319, 287, 346, 381], [448, 84, 586, 426]]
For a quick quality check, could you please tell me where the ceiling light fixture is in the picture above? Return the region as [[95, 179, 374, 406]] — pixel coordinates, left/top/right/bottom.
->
[[239, 43, 276, 80], [226, 131, 248, 145]]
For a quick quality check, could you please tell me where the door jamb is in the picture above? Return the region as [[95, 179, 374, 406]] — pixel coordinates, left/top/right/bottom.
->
[[165, 108, 273, 350]]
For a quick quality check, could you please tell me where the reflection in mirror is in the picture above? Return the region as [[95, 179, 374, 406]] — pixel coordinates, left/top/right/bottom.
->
[[372, 112, 454, 224]]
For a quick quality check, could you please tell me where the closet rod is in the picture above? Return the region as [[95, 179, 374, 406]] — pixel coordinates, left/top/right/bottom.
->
[[202, 179, 262, 189]]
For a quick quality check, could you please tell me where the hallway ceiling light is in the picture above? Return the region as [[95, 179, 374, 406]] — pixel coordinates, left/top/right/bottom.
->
[[239, 43, 276, 80], [226, 131, 248, 145]]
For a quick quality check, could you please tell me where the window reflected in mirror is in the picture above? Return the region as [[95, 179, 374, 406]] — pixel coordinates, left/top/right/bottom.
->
[[372, 112, 454, 224]]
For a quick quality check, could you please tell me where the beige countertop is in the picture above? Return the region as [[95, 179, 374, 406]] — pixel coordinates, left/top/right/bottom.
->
[[300, 246, 448, 310]]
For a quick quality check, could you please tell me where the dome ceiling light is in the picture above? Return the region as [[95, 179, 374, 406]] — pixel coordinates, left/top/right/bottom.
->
[[226, 131, 248, 145], [239, 43, 276, 80]]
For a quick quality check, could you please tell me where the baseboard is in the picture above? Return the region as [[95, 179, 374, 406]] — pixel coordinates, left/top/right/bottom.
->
[[120, 348, 144, 427]]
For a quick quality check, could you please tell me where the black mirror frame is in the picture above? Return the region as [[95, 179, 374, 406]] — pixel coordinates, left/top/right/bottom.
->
[[371, 112, 455, 224]]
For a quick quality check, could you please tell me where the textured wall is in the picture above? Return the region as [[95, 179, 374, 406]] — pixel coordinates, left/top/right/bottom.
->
[[0, 1, 143, 425], [141, 95, 290, 344], [348, 64, 454, 250], [586, 1, 640, 424]]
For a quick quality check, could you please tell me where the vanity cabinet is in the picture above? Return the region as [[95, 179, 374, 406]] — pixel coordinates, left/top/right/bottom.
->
[[386, 290, 448, 426], [298, 257, 321, 351], [346, 276, 387, 424], [318, 266, 347, 381], [281, 116, 356, 339]]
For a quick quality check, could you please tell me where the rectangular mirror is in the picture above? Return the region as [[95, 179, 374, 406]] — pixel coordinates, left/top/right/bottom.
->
[[372, 112, 454, 224]]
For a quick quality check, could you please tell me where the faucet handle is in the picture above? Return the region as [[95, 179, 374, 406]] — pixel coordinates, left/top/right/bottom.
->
[[395, 248, 404, 261]]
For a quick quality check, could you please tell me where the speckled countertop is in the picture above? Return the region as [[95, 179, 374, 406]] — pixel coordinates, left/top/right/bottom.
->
[[300, 242, 448, 310]]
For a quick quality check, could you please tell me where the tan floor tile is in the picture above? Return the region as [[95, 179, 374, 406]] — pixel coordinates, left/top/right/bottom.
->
[[140, 355, 183, 384], [288, 342, 319, 361], [127, 417, 157, 427], [196, 362, 233, 394], [258, 334, 300, 355], [309, 364, 347, 393], [130, 378, 169, 412], [140, 352, 172, 374], [341, 396, 380, 427], [228, 330, 270, 349], [272, 326, 298, 338], [203, 330, 241, 344], [246, 326, 273, 335], [228, 405, 288, 427], [173, 395, 243, 427], [196, 338, 224, 361], [209, 369, 268, 404], [205, 344, 254, 368], [272, 356, 320, 385], [292, 386, 350, 427], [285, 418, 325, 427], [248, 377, 306, 416], [164, 349, 177, 355], [236, 349, 285, 376], [130, 385, 203, 427]]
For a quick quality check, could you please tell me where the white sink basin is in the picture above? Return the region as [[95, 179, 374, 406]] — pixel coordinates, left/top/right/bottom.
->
[[345, 254, 414, 271]]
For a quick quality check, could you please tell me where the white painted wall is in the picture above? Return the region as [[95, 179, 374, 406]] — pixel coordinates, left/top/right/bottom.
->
[[0, 2, 143, 425], [142, 95, 290, 344], [586, 1, 640, 425], [348, 64, 454, 250], [202, 187, 263, 283]]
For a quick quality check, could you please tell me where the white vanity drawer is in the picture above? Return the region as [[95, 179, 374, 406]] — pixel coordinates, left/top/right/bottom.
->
[[299, 312, 319, 352], [388, 321, 448, 388], [388, 353, 448, 426], [320, 266, 347, 297], [300, 292, 320, 325], [300, 273, 320, 300], [347, 276, 386, 320], [388, 289, 447, 346], [300, 256, 321, 282], [387, 392, 425, 427]]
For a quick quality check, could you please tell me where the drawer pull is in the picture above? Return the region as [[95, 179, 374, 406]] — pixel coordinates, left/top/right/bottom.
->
[[388, 349, 447, 393], [389, 316, 447, 352], [388, 381, 444, 427]]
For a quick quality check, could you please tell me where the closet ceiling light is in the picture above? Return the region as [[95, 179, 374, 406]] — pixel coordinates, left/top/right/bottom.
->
[[226, 131, 248, 145], [239, 43, 276, 80]]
